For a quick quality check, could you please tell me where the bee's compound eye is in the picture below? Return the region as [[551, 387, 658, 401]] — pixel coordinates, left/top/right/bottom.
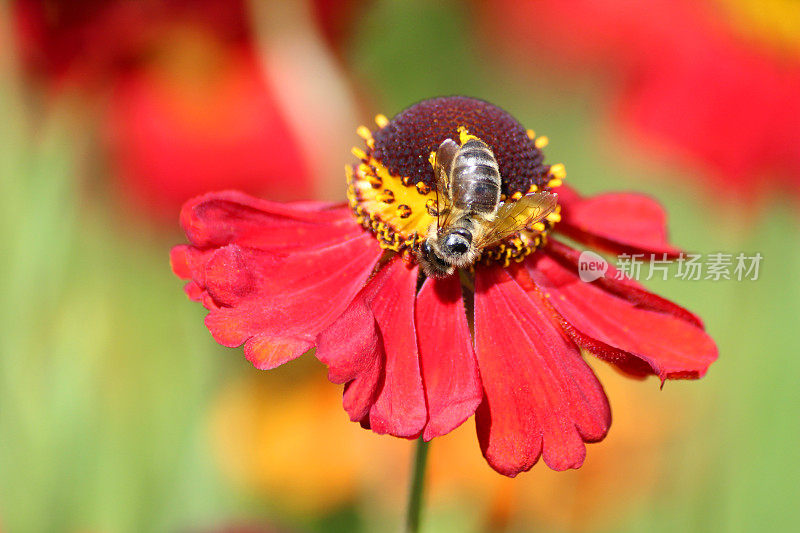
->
[[420, 241, 432, 257], [443, 233, 470, 256]]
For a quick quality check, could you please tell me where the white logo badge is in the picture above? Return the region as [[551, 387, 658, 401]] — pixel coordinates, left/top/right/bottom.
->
[[578, 251, 608, 282]]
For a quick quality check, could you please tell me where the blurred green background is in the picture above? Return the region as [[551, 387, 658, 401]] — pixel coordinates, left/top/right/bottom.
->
[[2, 1, 799, 532]]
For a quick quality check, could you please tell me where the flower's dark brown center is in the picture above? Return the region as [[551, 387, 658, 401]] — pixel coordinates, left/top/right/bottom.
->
[[346, 96, 565, 267], [373, 96, 552, 196]]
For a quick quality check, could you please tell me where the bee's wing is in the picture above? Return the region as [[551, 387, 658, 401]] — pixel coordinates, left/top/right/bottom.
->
[[433, 139, 459, 228], [475, 191, 558, 249]]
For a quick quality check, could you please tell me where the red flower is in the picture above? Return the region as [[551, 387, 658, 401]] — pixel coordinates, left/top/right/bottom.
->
[[12, 0, 361, 90], [171, 97, 717, 476], [11, 0, 251, 88], [106, 41, 312, 219], [480, 0, 800, 200], [13, 0, 362, 220]]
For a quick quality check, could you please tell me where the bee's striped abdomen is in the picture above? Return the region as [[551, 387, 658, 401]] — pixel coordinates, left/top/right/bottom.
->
[[450, 139, 501, 215]]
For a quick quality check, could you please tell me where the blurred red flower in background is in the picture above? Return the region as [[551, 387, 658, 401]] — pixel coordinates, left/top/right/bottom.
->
[[480, 0, 800, 200], [105, 34, 312, 218], [171, 97, 717, 476], [11, 0, 359, 219], [12, 0, 251, 88]]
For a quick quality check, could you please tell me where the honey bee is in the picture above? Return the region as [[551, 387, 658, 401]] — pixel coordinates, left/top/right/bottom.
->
[[416, 137, 558, 278]]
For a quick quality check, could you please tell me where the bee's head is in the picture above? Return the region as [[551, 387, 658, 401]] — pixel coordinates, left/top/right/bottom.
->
[[417, 239, 454, 278], [440, 228, 472, 259]]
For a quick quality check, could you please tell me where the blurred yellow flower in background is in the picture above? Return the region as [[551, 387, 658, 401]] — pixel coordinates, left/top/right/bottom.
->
[[716, 0, 800, 55], [209, 364, 408, 515], [208, 360, 684, 532], [425, 362, 677, 532]]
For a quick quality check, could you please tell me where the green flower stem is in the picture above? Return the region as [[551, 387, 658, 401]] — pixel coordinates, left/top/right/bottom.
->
[[405, 438, 430, 533]]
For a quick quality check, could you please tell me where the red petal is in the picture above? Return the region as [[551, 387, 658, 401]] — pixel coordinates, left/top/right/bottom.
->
[[203, 244, 258, 307], [171, 245, 215, 305], [315, 257, 428, 435], [202, 233, 382, 369], [243, 336, 313, 370], [171, 245, 215, 284], [547, 240, 703, 327], [343, 374, 383, 423], [474, 266, 611, 476], [172, 191, 392, 375], [171, 191, 371, 309], [524, 244, 718, 381], [179, 190, 358, 251], [183, 281, 205, 302], [170, 245, 193, 279], [316, 297, 384, 422], [316, 298, 382, 384], [557, 190, 682, 257], [416, 276, 482, 441], [552, 183, 582, 207], [366, 259, 427, 438]]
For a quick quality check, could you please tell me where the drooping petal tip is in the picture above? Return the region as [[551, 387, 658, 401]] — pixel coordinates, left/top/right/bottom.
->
[[474, 265, 611, 476], [524, 241, 718, 383], [416, 275, 483, 441]]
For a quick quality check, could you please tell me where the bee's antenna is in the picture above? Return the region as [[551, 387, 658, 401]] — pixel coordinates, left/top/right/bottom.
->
[[429, 149, 441, 231], [435, 182, 440, 230]]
